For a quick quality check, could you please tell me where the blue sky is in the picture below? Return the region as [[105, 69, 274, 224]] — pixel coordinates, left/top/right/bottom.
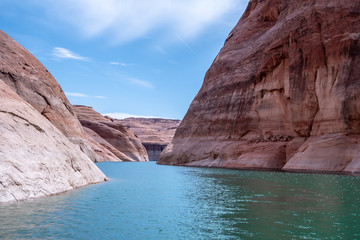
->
[[0, 0, 248, 120]]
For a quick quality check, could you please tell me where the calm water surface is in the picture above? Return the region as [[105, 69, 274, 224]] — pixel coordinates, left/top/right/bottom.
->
[[1, 162, 360, 239]]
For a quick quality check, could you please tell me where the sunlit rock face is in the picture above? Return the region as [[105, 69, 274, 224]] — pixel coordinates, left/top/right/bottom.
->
[[73, 105, 149, 162], [0, 80, 106, 203], [0, 31, 107, 203], [0, 30, 99, 162], [158, 0, 360, 173], [118, 118, 181, 161]]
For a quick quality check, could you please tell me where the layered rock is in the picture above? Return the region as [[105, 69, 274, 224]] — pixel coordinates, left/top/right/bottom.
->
[[0, 80, 106, 203], [118, 118, 181, 161], [73, 105, 148, 162], [0, 30, 98, 162], [158, 0, 360, 173]]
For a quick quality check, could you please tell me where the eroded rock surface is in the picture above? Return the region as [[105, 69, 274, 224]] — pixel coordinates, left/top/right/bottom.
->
[[118, 118, 181, 161], [0, 81, 106, 203], [158, 0, 360, 173], [73, 105, 149, 162], [0, 30, 98, 162]]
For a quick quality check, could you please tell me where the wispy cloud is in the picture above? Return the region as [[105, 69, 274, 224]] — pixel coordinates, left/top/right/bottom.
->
[[65, 92, 88, 97], [102, 112, 162, 120], [176, 34, 196, 54], [110, 62, 135, 67], [153, 45, 166, 55], [65, 92, 106, 99], [39, 0, 238, 44], [128, 77, 153, 89], [95, 95, 107, 99], [52, 47, 89, 61]]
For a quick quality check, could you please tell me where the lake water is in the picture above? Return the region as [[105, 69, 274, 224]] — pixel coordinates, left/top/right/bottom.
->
[[1, 162, 360, 239]]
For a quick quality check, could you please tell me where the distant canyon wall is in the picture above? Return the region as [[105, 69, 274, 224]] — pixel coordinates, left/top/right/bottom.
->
[[143, 143, 167, 161], [118, 118, 181, 161], [158, 0, 360, 173], [73, 105, 149, 162]]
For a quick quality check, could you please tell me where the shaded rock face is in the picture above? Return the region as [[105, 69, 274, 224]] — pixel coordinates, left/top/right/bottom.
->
[[0, 80, 106, 203], [0, 30, 97, 162], [158, 0, 360, 173], [118, 118, 181, 161], [143, 143, 167, 161], [73, 105, 148, 162]]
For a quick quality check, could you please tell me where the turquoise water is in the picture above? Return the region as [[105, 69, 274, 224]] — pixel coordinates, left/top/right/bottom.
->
[[1, 162, 360, 239]]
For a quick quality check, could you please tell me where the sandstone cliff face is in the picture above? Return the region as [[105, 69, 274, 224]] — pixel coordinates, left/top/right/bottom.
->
[[0, 30, 98, 162], [73, 105, 149, 162], [158, 0, 360, 173], [0, 80, 106, 203], [118, 118, 180, 161]]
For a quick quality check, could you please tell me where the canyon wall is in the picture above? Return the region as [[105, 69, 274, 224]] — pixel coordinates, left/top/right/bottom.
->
[[0, 80, 106, 203], [158, 0, 360, 173], [0, 30, 101, 162], [73, 105, 149, 162], [118, 118, 180, 161], [0, 30, 107, 202]]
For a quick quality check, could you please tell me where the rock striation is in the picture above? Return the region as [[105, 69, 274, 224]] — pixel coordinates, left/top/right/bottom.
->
[[0, 30, 107, 203], [158, 0, 360, 173], [118, 118, 181, 161], [0, 30, 98, 162], [73, 105, 149, 162], [0, 80, 106, 203]]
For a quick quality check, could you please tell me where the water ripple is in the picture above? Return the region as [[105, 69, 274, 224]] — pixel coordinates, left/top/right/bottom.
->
[[0, 162, 360, 239]]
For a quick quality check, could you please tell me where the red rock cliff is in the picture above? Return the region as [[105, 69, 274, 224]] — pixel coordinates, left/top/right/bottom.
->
[[73, 105, 149, 162], [118, 118, 181, 161], [0, 31, 107, 202], [0, 30, 98, 162], [158, 0, 360, 173]]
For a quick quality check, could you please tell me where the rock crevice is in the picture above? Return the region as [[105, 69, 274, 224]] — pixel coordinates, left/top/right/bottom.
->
[[117, 117, 181, 161]]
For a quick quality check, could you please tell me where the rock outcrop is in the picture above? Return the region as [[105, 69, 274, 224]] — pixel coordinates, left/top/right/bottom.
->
[[158, 0, 360, 173], [0, 30, 107, 203], [0, 80, 106, 203], [118, 118, 181, 161], [73, 105, 149, 162], [0, 30, 98, 162]]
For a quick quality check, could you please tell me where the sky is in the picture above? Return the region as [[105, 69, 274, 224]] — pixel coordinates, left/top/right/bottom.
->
[[0, 0, 248, 120]]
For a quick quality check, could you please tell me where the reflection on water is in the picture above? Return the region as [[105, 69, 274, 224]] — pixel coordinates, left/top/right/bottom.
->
[[1, 162, 360, 239]]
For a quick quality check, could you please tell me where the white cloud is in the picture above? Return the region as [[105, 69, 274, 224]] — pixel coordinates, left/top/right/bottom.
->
[[128, 77, 153, 89], [65, 92, 88, 97], [42, 0, 238, 44], [102, 112, 162, 120], [110, 62, 135, 67], [95, 95, 106, 99], [52, 47, 89, 61], [65, 92, 106, 99]]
